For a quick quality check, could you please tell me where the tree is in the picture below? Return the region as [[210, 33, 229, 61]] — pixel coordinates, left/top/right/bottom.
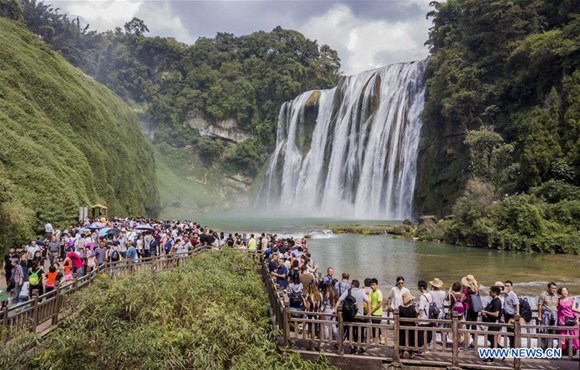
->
[[124, 17, 149, 36], [0, 0, 23, 21]]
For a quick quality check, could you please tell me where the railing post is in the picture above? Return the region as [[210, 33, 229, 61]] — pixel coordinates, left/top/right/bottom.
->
[[337, 307, 344, 357], [51, 281, 61, 326], [2, 301, 9, 342], [283, 296, 290, 347], [513, 314, 522, 370], [30, 290, 39, 333], [451, 311, 460, 369], [392, 309, 401, 367]]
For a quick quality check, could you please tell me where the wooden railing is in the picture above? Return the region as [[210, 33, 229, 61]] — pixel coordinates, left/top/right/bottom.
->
[[0, 246, 212, 341], [257, 255, 580, 369]]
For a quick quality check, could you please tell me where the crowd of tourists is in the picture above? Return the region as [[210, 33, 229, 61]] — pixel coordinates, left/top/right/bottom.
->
[[2, 218, 579, 362], [1, 218, 262, 304], [263, 245, 580, 360]]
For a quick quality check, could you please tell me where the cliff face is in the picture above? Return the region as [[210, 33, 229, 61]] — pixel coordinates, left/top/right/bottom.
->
[[0, 18, 159, 245]]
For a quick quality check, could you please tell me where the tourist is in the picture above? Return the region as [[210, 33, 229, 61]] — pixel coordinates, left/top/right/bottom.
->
[[94, 241, 107, 268], [9, 258, 24, 301], [44, 222, 53, 239], [268, 253, 278, 273], [28, 260, 44, 298], [461, 274, 480, 348], [63, 254, 73, 281], [387, 276, 410, 313], [321, 282, 338, 340], [44, 264, 62, 294], [2, 246, 18, 287], [304, 282, 323, 338], [557, 287, 579, 355], [449, 282, 465, 348], [482, 285, 502, 362], [503, 280, 519, 349], [429, 278, 446, 320], [67, 248, 84, 277], [26, 241, 40, 265], [369, 278, 384, 344], [335, 279, 370, 354], [334, 272, 350, 297], [417, 280, 433, 351], [538, 282, 559, 349], [247, 234, 257, 252], [320, 267, 334, 290], [108, 241, 121, 263], [299, 264, 314, 288], [47, 235, 60, 266], [136, 234, 144, 258], [271, 257, 288, 289], [18, 281, 30, 304], [126, 242, 138, 264], [399, 291, 417, 359], [118, 232, 127, 259], [287, 271, 304, 310]]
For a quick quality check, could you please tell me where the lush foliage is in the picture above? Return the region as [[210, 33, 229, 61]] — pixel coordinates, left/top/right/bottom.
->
[[416, 0, 579, 215], [0, 18, 159, 248], [429, 129, 580, 254], [0, 250, 334, 370]]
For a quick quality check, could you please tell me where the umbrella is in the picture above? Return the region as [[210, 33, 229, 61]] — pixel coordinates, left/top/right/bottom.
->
[[88, 223, 104, 230], [98, 228, 121, 237], [135, 223, 154, 231]]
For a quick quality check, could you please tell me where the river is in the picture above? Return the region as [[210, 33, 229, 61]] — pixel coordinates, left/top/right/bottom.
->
[[197, 213, 580, 298]]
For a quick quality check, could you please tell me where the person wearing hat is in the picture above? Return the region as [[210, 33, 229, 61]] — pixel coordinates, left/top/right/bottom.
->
[[398, 292, 417, 359], [461, 274, 480, 349], [429, 278, 446, 320]]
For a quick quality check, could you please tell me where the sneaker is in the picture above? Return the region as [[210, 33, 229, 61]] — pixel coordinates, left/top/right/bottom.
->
[[358, 348, 366, 354], [380, 339, 385, 345], [350, 348, 358, 354], [402, 351, 410, 359]]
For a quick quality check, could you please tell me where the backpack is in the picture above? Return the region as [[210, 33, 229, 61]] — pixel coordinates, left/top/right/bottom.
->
[[29, 269, 40, 286], [519, 297, 532, 323], [289, 285, 303, 307], [342, 289, 357, 322], [111, 249, 120, 262], [429, 302, 440, 320], [451, 293, 465, 314]]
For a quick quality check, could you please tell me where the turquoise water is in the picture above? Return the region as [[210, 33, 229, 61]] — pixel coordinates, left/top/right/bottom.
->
[[195, 214, 580, 296]]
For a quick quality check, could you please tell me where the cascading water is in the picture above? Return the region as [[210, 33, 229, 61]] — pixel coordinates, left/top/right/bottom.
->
[[257, 60, 426, 220]]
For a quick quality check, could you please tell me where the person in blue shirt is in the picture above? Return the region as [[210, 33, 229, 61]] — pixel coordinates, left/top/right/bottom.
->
[[268, 253, 278, 273], [271, 257, 288, 289]]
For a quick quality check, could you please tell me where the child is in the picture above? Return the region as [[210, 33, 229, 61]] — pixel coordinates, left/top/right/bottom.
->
[[45, 264, 63, 293]]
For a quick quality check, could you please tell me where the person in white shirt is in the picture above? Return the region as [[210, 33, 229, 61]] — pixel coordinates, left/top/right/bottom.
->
[[418, 280, 434, 350], [387, 276, 411, 313]]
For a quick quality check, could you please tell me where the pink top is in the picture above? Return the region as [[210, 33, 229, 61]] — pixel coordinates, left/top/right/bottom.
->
[[558, 297, 577, 324]]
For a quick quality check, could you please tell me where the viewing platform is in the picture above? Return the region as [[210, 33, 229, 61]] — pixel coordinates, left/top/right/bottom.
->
[[256, 254, 580, 369]]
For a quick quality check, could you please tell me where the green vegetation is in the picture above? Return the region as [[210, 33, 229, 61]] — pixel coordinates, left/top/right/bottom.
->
[[416, 128, 580, 254], [15, 3, 341, 216], [327, 225, 393, 235], [416, 0, 579, 216], [0, 250, 334, 370], [0, 18, 159, 247]]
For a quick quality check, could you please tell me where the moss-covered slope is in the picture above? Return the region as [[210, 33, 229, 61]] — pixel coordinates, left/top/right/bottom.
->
[[0, 18, 159, 244]]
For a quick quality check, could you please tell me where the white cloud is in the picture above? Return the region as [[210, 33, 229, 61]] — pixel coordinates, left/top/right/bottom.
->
[[302, 3, 430, 75], [52, 0, 192, 44]]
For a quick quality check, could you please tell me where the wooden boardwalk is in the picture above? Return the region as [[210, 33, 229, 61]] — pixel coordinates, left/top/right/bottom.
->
[[256, 255, 580, 370]]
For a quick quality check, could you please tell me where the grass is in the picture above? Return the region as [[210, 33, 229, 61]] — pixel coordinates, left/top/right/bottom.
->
[[0, 250, 335, 370]]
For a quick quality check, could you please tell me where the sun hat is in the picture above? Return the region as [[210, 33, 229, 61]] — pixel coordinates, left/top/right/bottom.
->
[[402, 292, 415, 305], [461, 274, 478, 290], [429, 278, 444, 288], [493, 281, 505, 288]]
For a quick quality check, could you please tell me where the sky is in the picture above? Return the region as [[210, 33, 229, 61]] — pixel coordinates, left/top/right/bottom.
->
[[49, 0, 433, 75]]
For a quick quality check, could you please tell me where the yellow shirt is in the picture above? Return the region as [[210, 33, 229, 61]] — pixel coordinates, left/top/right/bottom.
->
[[248, 238, 257, 251], [370, 288, 384, 316]]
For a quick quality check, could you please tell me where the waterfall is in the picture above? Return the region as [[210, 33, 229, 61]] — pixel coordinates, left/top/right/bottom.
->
[[257, 60, 426, 220]]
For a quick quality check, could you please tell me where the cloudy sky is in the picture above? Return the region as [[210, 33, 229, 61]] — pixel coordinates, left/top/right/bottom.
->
[[50, 0, 433, 75]]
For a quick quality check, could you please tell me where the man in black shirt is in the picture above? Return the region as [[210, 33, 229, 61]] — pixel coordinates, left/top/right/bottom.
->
[[2, 246, 18, 286], [482, 285, 502, 362]]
